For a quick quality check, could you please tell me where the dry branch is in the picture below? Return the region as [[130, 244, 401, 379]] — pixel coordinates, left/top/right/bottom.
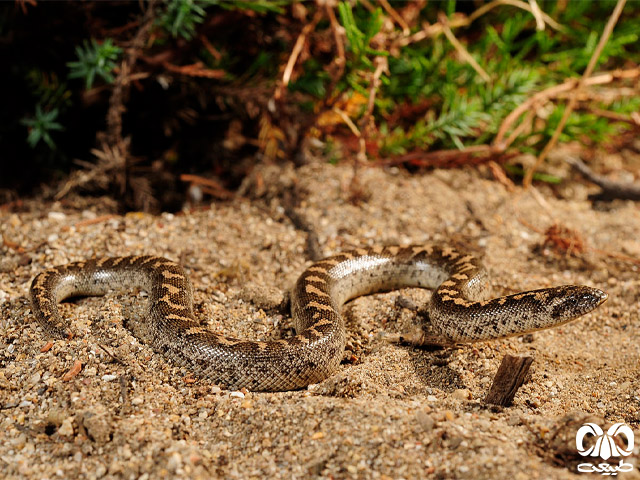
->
[[163, 62, 226, 78], [180, 174, 234, 200], [275, 9, 323, 99], [485, 354, 534, 406], [56, 2, 157, 211], [438, 12, 490, 82], [379, 0, 410, 35], [374, 144, 514, 169], [358, 56, 389, 163], [523, 0, 628, 187], [568, 156, 640, 201], [493, 67, 640, 151]]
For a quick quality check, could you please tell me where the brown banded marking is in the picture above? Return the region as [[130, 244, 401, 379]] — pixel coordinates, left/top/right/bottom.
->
[[162, 284, 181, 295], [96, 258, 111, 268], [437, 289, 461, 296], [306, 266, 329, 273], [158, 294, 190, 309], [304, 301, 338, 313], [304, 275, 327, 284], [456, 263, 476, 273], [30, 246, 607, 391], [184, 326, 207, 336], [440, 246, 459, 259], [319, 258, 342, 266], [304, 284, 330, 297], [451, 273, 469, 280], [386, 246, 400, 256], [310, 317, 333, 327], [455, 255, 475, 265], [161, 270, 186, 280], [412, 245, 433, 255], [533, 291, 548, 301], [165, 313, 195, 323]]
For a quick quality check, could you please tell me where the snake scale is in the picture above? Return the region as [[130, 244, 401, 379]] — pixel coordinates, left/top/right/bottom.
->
[[30, 245, 608, 391]]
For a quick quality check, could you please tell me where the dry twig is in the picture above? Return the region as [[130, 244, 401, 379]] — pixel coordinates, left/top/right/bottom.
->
[[438, 12, 490, 82], [275, 8, 323, 100], [493, 68, 640, 150], [467, 0, 565, 32], [523, 0, 628, 187], [179, 174, 234, 200], [568, 156, 640, 201], [358, 56, 389, 163], [56, 2, 157, 210], [163, 62, 225, 78], [379, 0, 410, 35], [74, 214, 117, 228], [487, 161, 516, 192], [397, 0, 564, 49], [485, 355, 534, 407], [373, 144, 512, 169], [273, 1, 347, 161]]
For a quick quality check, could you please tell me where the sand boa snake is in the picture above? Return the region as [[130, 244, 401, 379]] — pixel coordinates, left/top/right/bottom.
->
[[30, 245, 607, 391]]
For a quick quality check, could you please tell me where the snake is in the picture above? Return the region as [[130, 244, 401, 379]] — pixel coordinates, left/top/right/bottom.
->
[[30, 245, 608, 391]]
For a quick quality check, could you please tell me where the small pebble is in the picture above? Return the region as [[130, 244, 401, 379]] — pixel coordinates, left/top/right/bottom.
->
[[453, 389, 471, 401], [48, 212, 67, 222], [101, 374, 117, 382], [167, 452, 183, 473], [416, 411, 435, 432], [9, 214, 21, 227], [506, 414, 522, 426], [58, 417, 74, 437], [230, 391, 245, 399], [95, 464, 107, 478], [81, 410, 112, 444]]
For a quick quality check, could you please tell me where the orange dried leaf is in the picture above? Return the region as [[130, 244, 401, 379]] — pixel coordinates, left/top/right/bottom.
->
[[62, 360, 82, 381]]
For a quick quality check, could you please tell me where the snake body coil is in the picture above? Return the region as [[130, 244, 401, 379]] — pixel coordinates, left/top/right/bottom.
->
[[30, 245, 607, 391]]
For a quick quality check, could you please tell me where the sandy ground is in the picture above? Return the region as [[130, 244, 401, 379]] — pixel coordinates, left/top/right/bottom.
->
[[1, 155, 639, 479]]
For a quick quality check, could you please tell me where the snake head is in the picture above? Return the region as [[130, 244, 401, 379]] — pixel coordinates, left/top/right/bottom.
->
[[550, 285, 608, 321]]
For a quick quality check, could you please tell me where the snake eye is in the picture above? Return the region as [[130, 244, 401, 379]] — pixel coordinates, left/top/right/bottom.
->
[[551, 286, 608, 320]]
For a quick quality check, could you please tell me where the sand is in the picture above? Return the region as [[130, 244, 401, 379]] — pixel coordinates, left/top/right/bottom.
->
[[1, 155, 638, 479]]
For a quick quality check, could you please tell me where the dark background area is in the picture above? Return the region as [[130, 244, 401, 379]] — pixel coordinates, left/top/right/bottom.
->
[[1, 1, 638, 211]]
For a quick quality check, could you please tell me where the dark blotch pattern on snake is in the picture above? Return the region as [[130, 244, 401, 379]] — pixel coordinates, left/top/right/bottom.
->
[[30, 245, 608, 391]]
